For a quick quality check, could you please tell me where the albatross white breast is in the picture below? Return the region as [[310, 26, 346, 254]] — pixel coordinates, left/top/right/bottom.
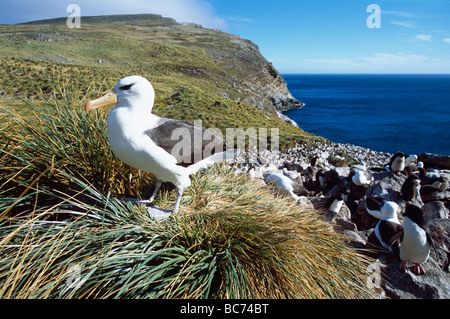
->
[[85, 75, 238, 214]]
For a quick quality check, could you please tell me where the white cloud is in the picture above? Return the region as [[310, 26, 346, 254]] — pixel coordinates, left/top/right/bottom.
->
[[390, 21, 416, 28], [297, 52, 450, 74], [1, 0, 227, 29], [444, 38, 450, 44], [360, 52, 428, 65], [304, 58, 355, 65], [225, 16, 257, 23], [381, 10, 417, 18], [415, 34, 432, 42]]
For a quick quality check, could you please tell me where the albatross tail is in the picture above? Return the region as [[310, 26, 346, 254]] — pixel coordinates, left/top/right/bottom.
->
[[185, 149, 240, 176]]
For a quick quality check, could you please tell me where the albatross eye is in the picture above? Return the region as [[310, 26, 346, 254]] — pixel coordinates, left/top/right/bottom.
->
[[119, 84, 134, 91]]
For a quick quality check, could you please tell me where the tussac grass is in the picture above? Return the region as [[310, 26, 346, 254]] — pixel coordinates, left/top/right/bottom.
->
[[0, 169, 376, 299], [0, 16, 372, 298], [0, 88, 376, 299]]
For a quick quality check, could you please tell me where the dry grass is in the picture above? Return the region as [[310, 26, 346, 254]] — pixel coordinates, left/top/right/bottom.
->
[[0, 86, 376, 299], [0, 165, 376, 299]]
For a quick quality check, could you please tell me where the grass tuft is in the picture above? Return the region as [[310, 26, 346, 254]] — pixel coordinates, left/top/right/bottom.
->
[[1, 167, 375, 299], [0, 85, 375, 299], [0, 83, 154, 215]]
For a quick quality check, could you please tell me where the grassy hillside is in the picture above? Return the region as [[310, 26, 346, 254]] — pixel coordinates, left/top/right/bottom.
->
[[0, 14, 316, 149], [0, 15, 376, 300]]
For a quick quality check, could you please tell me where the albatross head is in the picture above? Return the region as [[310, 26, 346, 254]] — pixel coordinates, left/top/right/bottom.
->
[[85, 75, 155, 112], [382, 201, 401, 223]]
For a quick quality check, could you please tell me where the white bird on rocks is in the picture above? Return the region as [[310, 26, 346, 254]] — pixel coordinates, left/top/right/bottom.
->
[[388, 152, 406, 175], [400, 204, 436, 275], [405, 154, 418, 167], [85, 75, 238, 214], [351, 170, 374, 186], [265, 173, 301, 201], [351, 162, 367, 172], [282, 167, 300, 180], [350, 162, 373, 186], [373, 199, 403, 256], [365, 197, 400, 220]]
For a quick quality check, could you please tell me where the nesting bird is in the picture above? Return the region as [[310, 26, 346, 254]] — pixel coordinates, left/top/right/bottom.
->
[[388, 152, 406, 175], [416, 162, 427, 179], [351, 169, 374, 186], [347, 162, 373, 201], [85, 75, 238, 214], [282, 167, 301, 181], [405, 154, 418, 167], [365, 197, 400, 220], [265, 173, 305, 201], [401, 174, 421, 202], [373, 199, 403, 257], [399, 205, 436, 275], [323, 192, 346, 221]]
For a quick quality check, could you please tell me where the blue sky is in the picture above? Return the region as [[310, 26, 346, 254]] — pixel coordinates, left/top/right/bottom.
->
[[2, 0, 450, 73]]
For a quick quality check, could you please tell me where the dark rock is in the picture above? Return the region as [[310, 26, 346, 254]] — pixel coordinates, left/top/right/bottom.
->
[[421, 187, 450, 203], [427, 219, 450, 271], [382, 258, 450, 299], [422, 201, 449, 221], [419, 153, 450, 170], [351, 206, 380, 230], [283, 162, 303, 173], [349, 183, 369, 202], [365, 172, 406, 204], [341, 230, 368, 252]]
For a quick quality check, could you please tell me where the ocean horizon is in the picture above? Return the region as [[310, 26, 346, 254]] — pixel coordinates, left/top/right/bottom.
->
[[282, 74, 450, 156]]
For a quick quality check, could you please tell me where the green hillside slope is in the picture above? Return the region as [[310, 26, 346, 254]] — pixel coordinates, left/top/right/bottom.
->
[[0, 14, 318, 149]]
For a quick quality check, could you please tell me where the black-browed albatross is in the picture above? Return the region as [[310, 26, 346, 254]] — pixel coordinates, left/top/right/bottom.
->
[[85, 75, 238, 214]]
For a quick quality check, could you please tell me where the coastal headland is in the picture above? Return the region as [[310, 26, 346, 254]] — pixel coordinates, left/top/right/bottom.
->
[[1, 14, 449, 299]]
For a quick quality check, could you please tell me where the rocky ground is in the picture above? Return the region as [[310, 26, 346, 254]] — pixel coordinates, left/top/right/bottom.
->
[[232, 140, 450, 299]]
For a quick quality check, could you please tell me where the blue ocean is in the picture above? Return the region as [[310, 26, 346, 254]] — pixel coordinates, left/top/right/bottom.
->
[[282, 74, 450, 156]]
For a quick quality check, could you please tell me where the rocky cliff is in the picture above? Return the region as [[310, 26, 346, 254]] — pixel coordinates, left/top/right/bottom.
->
[[196, 28, 303, 113]]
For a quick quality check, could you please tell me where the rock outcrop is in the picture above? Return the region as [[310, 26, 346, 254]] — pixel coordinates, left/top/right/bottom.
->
[[202, 35, 303, 114], [419, 153, 450, 170], [234, 140, 450, 299]]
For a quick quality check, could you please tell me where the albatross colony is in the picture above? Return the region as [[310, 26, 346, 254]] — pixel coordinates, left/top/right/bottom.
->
[[85, 75, 238, 214]]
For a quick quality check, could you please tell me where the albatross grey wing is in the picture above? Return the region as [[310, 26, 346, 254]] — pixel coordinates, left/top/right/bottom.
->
[[145, 118, 227, 168], [366, 197, 385, 211], [378, 220, 403, 258]]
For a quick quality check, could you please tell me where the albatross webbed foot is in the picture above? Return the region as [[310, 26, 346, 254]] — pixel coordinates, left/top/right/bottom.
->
[[413, 263, 426, 275], [141, 185, 183, 218], [147, 206, 173, 221], [138, 180, 162, 206]]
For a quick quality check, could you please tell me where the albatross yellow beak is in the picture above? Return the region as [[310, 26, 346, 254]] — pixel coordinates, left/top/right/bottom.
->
[[85, 91, 117, 112]]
